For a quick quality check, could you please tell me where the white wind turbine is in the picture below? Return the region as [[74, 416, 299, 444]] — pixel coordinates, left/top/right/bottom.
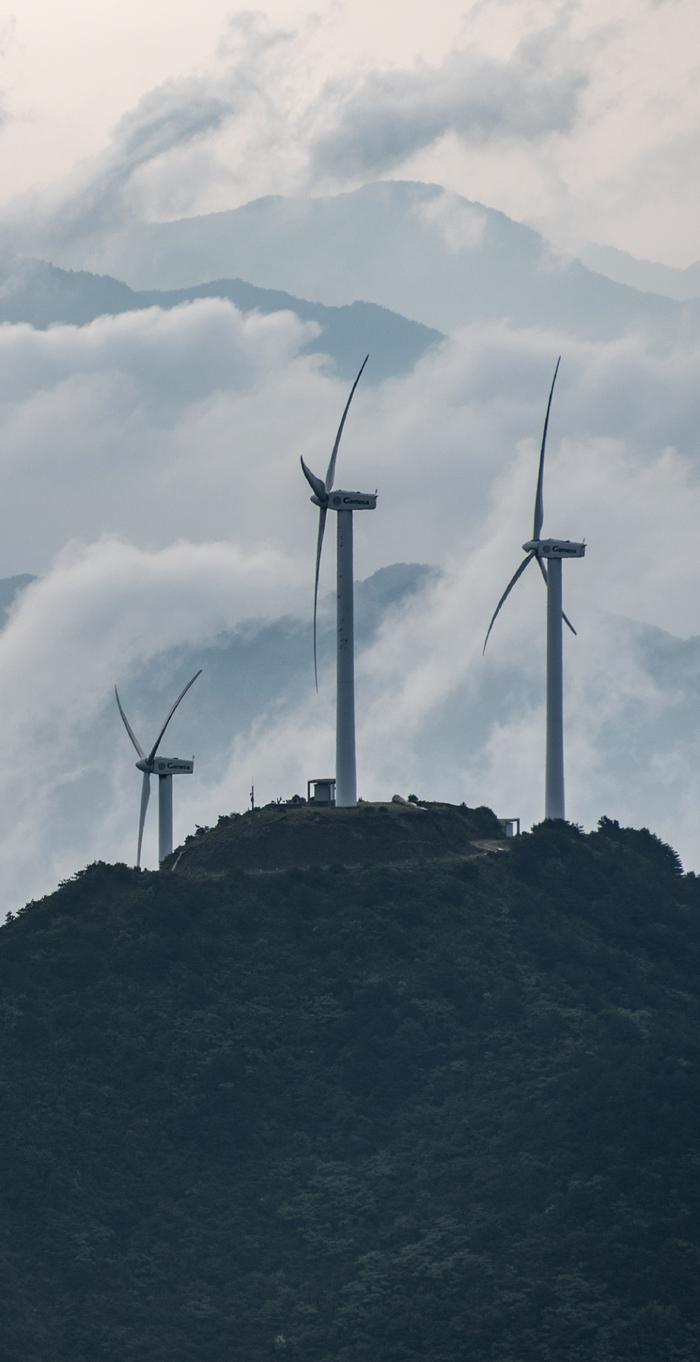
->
[[483, 359, 585, 821], [115, 669, 202, 867], [300, 356, 377, 808]]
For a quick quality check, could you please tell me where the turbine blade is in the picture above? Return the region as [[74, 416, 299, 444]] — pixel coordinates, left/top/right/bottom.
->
[[312, 505, 327, 690], [325, 354, 369, 492], [533, 356, 561, 541], [535, 555, 577, 635], [137, 771, 150, 870], [114, 685, 145, 760], [482, 552, 535, 654], [300, 456, 326, 503], [148, 669, 202, 762]]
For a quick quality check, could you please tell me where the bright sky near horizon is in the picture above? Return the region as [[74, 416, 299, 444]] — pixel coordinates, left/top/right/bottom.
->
[[3, 0, 700, 264]]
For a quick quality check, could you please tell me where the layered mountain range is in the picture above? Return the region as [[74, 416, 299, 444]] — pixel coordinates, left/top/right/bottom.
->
[[2, 176, 699, 898], [0, 258, 442, 382], [4, 181, 699, 362]]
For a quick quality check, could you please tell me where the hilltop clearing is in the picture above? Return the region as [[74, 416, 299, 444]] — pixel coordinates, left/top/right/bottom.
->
[[172, 799, 505, 876]]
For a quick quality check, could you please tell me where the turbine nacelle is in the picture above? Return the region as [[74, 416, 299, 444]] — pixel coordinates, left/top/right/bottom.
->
[[327, 490, 377, 511], [135, 756, 195, 775], [522, 538, 586, 559], [306, 485, 377, 511]]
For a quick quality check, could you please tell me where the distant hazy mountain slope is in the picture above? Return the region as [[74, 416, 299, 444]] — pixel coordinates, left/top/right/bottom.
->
[[0, 574, 35, 623], [128, 563, 440, 774], [145, 279, 443, 381], [0, 262, 137, 325], [580, 242, 700, 302], [0, 260, 442, 382], [2, 566, 699, 798], [57, 181, 696, 341]]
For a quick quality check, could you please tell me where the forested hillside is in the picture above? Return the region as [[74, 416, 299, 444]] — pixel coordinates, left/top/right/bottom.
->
[[1, 812, 699, 1361]]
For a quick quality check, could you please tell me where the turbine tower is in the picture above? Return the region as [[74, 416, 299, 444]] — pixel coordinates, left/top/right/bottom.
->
[[300, 356, 377, 808], [483, 359, 585, 821], [115, 669, 201, 867]]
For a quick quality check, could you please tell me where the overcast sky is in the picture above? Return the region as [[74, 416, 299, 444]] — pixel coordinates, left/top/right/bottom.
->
[[3, 0, 700, 263]]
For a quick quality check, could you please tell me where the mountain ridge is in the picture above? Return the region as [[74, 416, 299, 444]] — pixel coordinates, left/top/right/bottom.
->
[[49, 179, 700, 341], [1, 812, 699, 1360], [0, 259, 442, 382], [579, 240, 700, 302]]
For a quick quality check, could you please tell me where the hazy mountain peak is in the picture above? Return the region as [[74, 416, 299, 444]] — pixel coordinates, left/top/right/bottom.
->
[[48, 178, 694, 342]]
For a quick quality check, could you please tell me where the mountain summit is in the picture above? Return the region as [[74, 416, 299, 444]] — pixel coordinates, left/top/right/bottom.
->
[[56, 180, 697, 342], [2, 812, 699, 1360]]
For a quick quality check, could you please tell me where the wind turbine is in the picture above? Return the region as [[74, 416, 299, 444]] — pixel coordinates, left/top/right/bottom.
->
[[483, 358, 585, 821], [115, 669, 202, 867], [300, 355, 377, 808]]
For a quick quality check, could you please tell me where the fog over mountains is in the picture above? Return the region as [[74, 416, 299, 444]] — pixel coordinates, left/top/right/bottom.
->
[[2, 172, 700, 907], [2, 557, 700, 909], [0, 259, 442, 382], [46, 181, 700, 341]]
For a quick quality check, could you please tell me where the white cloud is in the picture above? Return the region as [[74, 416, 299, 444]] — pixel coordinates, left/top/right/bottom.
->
[[6, 2, 700, 267], [413, 192, 487, 253], [0, 298, 323, 573], [0, 11, 307, 259], [308, 21, 588, 181], [0, 534, 304, 907]]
